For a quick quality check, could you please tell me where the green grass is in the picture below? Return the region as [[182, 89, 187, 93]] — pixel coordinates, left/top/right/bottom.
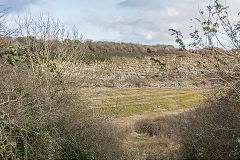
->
[[79, 88, 209, 117], [90, 105, 155, 117], [77, 50, 181, 64]]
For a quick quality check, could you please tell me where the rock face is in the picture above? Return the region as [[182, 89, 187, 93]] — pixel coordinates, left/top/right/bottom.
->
[[63, 53, 239, 88]]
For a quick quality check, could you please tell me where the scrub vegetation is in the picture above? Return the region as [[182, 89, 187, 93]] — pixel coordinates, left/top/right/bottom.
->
[[1, 0, 240, 159]]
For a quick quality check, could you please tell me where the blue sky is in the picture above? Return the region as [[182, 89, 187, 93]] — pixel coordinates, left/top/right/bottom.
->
[[2, 0, 240, 45]]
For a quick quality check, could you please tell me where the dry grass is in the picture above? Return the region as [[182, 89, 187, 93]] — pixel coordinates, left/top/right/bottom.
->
[[75, 87, 208, 118], [2, 35, 240, 159], [124, 109, 182, 159], [68, 87, 209, 159], [132, 83, 240, 159]]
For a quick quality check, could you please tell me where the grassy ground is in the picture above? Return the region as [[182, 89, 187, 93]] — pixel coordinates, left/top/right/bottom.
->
[[77, 87, 209, 117], [74, 87, 210, 159]]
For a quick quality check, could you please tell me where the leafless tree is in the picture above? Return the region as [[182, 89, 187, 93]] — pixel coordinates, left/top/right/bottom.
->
[[0, 6, 10, 36]]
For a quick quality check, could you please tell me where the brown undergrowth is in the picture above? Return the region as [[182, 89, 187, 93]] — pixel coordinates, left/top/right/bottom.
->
[[134, 83, 240, 159], [0, 53, 128, 159]]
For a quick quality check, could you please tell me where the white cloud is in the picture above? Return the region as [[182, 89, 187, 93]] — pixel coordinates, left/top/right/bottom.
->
[[165, 8, 179, 18], [3, 0, 240, 45], [135, 29, 155, 40], [89, 5, 190, 44], [87, 0, 240, 44]]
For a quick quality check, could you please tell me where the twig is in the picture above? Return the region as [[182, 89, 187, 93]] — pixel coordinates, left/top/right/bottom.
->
[[0, 89, 15, 94], [0, 152, 5, 160], [0, 94, 29, 106], [215, 128, 240, 131], [0, 99, 19, 106]]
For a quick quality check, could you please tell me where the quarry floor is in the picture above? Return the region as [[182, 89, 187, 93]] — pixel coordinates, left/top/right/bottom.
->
[[74, 87, 211, 159]]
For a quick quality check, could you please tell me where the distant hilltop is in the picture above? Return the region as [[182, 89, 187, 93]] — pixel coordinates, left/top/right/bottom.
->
[[0, 36, 231, 56], [85, 40, 177, 54], [0, 36, 177, 55]]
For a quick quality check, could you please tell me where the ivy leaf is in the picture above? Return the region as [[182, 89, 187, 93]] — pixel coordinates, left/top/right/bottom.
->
[[13, 55, 20, 61]]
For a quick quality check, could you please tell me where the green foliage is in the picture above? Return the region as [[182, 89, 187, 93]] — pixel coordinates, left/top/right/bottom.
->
[[168, 29, 186, 50], [0, 111, 16, 159], [79, 52, 111, 64], [214, 56, 227, 65], [230, 135, 240, 158], [47, 62, 57, 72], [113, 52, 145, 59], [78, 51, 163, 64], [230, 95, 240, 103], [1, 46, 45, 67], [2, 46, 27, 66], [170, 0, 240, 51], [176, 38, 185, 50], [0, 110, 54, 160]]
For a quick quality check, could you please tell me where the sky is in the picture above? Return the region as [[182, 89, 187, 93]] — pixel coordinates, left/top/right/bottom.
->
[[1, 0, 240, 45]]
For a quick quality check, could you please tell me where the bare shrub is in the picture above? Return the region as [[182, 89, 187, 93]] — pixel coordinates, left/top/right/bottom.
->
[[0, 14, 128, 159], [0, 49, 128, 159], [177, 83, 240, 159], [134, 115, 179, 159], [167, 1, 240, 158], [134, 83, 240, 159], [57, 117, 128, 160], [0, 61, 65, 159], [135, 116, 178, 137]]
